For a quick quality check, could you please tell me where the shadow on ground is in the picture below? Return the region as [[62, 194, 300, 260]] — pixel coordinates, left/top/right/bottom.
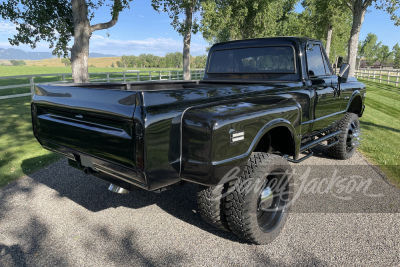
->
[[20, 158, 242, 244]]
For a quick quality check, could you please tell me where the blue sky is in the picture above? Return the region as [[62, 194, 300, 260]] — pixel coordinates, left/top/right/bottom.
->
[[0, 1, 399, 57]]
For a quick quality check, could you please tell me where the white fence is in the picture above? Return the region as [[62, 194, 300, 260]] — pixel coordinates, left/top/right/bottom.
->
[[355, 68, 400, 86], [0, 69, 205, 100]]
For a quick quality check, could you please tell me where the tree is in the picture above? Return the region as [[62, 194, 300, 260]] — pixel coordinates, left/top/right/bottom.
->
[[394, 43, 400, 69], [300, 0, 351, 61], [61, 58, 71, 67], [111, 62, 115, 68], [152, 0, 201, 80], [10, 60, 26, 66], [201, 0, 296, 44], [342, 0, 400, 76], [375, 44, 393, 67], [0, 0, 133, 83], [358, 33, 379, 67]]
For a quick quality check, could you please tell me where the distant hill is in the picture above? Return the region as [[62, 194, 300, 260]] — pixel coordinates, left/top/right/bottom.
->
[[0, 48, 53, 60], [89, 52, 116, 58], [0, 47, 115, 60]]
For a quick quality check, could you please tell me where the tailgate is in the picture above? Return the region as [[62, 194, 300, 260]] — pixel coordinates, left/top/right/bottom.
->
[[32, 84, 138, 171]]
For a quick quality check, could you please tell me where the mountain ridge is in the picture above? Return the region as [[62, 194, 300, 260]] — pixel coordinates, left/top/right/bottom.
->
[[0, 47, 115, 60]]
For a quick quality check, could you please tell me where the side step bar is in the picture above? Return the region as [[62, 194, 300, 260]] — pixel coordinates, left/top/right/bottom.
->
[[284, 130, 341, 163], [299, 130, 341, 151]]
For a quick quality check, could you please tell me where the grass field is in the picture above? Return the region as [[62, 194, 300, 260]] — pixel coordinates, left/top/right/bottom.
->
[[357, 79, 400, 187], [0, 65, 184, 77], [0, 66, 196, 97], [25, 57, 122, 68], [0, 96, 62, 188]]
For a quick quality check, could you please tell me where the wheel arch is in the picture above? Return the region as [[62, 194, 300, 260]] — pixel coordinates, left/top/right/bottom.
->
[[346, 91, 363, 116], [251, 119, 298, 159]]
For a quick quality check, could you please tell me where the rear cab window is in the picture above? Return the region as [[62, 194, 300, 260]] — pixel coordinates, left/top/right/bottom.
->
[[207, 46, 296, 74]]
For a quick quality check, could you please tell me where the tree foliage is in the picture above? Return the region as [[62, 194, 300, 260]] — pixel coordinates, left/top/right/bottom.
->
[[61, 58, 71, 67], [358, 33, 397, 67], [0, 0, 133, 82], [358, 33, 380, 66], [200, 0, 297, 44], [119, 53, 207, 69], [341, 0, 400, 75], [0, 0, 132, 57], [296, 0, 352, 62], [152, 0, 201, 35], [10, 60, 26, 66], [376, 44, 393, 65], [393, 43, 400, 69]]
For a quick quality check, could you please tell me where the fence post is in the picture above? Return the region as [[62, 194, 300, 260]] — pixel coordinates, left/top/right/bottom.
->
[[123, 72, 126, 82], [169, 71, 171, 80], [367, 69, 370, 81], [396, 74, 399, 87], [62, 75, 66, 82], [137, 72, 140, 81], [149, 71, 152, 81], [387, 71, 390, 85], [373, 70, 375, 82], [159, 71, 161, 80], [30, 76, 35, 97], [106, 73, 110, 82], [380, 70, 382, 83]]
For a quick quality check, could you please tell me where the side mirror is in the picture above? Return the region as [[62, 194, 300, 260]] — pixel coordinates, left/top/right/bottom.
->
[[338, 63, 350, 83]]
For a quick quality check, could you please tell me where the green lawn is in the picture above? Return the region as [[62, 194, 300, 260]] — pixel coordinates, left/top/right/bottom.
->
[[0, 96, 62, 188], [0, 66, 183, 76], [357, 79, 400, 187], [0, 66, 200, 96], [0, 66, 202, 97]]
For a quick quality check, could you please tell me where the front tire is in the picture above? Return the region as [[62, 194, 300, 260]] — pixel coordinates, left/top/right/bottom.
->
[[329, 113, 361, 160], [224, 153, 293, 245]]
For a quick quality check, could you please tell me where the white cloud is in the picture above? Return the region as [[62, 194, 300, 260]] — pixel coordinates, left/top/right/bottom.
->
[[0, 20, 17, 34], [0, 33, 208, 56], [89, 36, 208, 56]]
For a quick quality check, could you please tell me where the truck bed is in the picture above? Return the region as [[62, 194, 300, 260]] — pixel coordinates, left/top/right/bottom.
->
[[32, 79, 302, 190]]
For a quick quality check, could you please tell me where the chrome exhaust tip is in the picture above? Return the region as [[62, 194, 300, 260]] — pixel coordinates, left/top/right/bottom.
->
[[108, 184, 130, 194]]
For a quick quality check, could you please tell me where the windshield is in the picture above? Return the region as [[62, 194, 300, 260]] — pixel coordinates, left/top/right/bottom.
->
[[207, 46, 296, 74]]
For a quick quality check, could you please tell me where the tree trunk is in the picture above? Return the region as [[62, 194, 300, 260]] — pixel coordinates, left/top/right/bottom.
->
[[183, 5, 193, 81], [325, 20, 333, 58], [347, 3, 367, 77], [71, 0, 91, 83]]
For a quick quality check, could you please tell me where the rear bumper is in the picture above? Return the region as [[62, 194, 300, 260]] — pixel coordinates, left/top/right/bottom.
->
[[40, 139, 147, 190]]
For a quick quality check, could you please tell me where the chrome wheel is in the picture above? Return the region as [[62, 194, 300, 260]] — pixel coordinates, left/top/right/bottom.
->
[[346, 122, 362, 152]]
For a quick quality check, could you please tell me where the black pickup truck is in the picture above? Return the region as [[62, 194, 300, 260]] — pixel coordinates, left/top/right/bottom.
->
[[31, 37, 365, 244]]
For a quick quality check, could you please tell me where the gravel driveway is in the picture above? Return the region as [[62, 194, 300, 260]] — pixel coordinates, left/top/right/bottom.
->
[[0, 150, 399, 266]]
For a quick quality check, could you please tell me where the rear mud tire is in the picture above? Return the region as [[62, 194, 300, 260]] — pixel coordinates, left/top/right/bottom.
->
[[224, 153, 293, 245]]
